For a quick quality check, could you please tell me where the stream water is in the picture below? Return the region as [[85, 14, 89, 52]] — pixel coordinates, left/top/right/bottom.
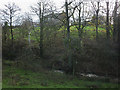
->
[[54, 70, 119, 83], [54, 70, 99, 77]]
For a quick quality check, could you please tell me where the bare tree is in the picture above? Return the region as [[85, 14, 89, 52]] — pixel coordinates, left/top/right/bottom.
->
[[106, 1, 110, 40], [31, 2, 44, 57], [21, 13, 33, 45], [118, 13, 120, 47], [0, 2, 21, 46], [113, 0, 119, 42], [31, 0, 56, 57], [65, 0, 78, 74], [51, 10, 67, 38], [65, 0, 78, 41], [65, 0, 71, 71], [91, 1, 100, 40], [2, 22, 9, 42], [72, 1, 86, 43]]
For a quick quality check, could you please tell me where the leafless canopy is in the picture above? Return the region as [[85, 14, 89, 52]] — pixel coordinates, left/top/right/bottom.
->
[[0, 2, 21, 23]]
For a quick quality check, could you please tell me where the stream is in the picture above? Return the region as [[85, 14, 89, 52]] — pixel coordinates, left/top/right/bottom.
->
[[54, 70, 119, 83]]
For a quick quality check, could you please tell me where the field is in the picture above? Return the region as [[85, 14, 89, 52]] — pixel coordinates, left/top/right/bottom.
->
[[1, 0, 120, 89], [13, 26, 107, 41], [2, 60, 119, 88], [2, 25, 119, 88]]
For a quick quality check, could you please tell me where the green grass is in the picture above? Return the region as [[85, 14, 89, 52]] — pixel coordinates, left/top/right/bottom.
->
[[69, 26, 106, 39], [12, 25, 107, 42], [2, 61, 119, 88], [2, 25, 119, 88], [0, 83, 2, 89]]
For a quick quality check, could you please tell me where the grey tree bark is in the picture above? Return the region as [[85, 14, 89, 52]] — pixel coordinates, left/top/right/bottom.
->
[[72, 2, 86, 48], [65, 0, 72, 70], [78, 3, 82, 41], [2, 22, 8, 42], [95, 2, 100, 40], [113, 1, 118, 42], [118, 14, 120, 44], [10, 13, 14, 46], [106, 2, 110, 41], [65, 0, 78, 75], [0, 3, 20, 46], [31, 0, 56, 57], [118, 14, 120, 57], [39, 2, 44, 57], [31, 2, 44, 57]]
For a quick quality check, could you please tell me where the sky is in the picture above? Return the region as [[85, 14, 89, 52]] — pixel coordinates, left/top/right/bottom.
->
[[0, 0, 119, 23], [0, 0, 65, 22], [0, 0, 64, 13], [0, 0, 117, 13]]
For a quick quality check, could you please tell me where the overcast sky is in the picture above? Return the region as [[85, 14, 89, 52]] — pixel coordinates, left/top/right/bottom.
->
[[0, 0, 117, 13], [0, 0, 118, 23], [0, 0, 64, 13], [0, 0, 65, 22]]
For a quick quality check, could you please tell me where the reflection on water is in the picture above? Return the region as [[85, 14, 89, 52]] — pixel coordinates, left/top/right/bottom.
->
[[80, 73, 98, 78], [54, 70, 98, 77], [54, 70, 64, 74]]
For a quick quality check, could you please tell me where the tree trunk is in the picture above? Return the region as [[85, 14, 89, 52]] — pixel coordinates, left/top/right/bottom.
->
[[66, 1, 70, 41], [39, 2, 43, 57], [95, 2, 99, 40], [10, 15, 14, 46], [40, 17, 43, 57], [2, 22, 8, 42], [118, 14, 120, 50], [65, 0, 72, 71], [106, 2, 110, 40], [28, 31, 31, 45], [78, 9, 81, 40], [78, 8, 82, 50], [113, 1, 118, 42]]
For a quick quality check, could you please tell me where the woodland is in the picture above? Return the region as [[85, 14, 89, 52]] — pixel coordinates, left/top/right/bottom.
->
[[0, 0, 120, 88]]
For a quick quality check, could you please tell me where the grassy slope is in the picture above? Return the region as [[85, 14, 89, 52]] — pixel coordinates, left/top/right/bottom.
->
[[13, 26, 106, 41], [70, 26, 106, 39], [2, 61, 119, 88], [3, 26, 119, 88]]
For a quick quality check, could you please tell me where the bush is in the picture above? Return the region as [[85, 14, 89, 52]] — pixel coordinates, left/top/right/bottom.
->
[[69, 38, 118, 77], [2, 39, 28, 60]]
